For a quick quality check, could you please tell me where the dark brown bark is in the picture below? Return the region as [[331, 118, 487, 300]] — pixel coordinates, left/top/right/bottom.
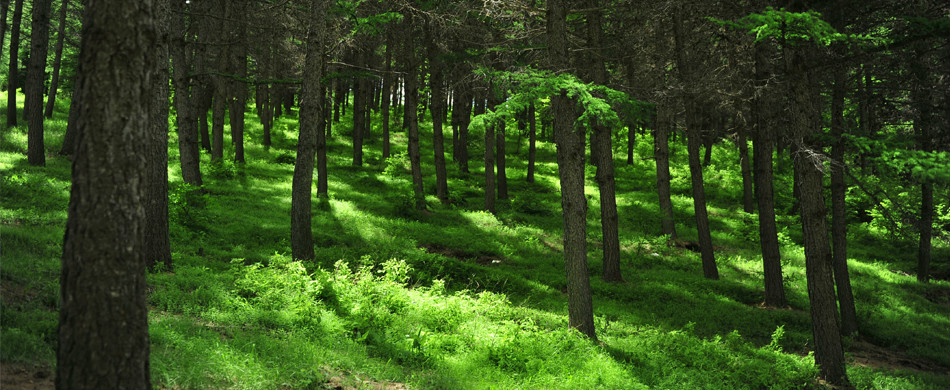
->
[[170, 0, 201, 186], [830, 65, 857, 336], [738, 130, 754, 213], [626, 123, 635, 165], [44, 0, 68, 118], [145, 0, 171, 270], [686, 109, 719, 280], [458, 88, 472, 173], [0, 0, 9, 71], [584, 2, 622, 283], [493, 92, 508, 201], [210, 2, 230, 163], [316, 84, 328, 197], [381, 34, 393, 160], [197, 87, 213, 151], [654, 111, 677, 239], [484, 96, 497, 214], [527, 101, 537, 183], [912, 44, 935, 283], [5, 0, 23, 128], [550, 0, 596, 341], [26, 0, 53, 166], [229, 6, 247, 164], [788, 44, 849, 387], [403, 19, 425, 211], [56, 0, 156, 387], [753, 42, 786, 307], [352, 50, 365, 166], [59, 84, 79, 155], [210, 94, 226, 162], [290, 0, 328, 262], [427, 20, 448, 203]]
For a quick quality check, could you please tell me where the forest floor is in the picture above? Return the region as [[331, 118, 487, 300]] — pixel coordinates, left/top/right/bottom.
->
[[2, 93, 949, 389]]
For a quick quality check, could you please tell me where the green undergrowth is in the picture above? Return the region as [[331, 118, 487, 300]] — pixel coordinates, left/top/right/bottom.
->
[[2, 93, 949, 389]]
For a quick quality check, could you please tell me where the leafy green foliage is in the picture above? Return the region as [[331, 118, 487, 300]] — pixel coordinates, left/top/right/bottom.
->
[[711, 7, 880, 46], [469, 67, 654, 135]]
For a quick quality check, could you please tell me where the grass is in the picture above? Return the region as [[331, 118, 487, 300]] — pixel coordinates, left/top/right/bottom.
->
[[2, 91, 949, 389]]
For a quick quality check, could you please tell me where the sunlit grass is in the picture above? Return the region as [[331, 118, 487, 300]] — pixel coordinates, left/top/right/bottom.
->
[[1, 94, 948, 390]]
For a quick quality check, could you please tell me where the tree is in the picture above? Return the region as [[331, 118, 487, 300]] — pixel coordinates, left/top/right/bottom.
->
[[426, 16, 449, 203], [6, 0, 24, 128], [673, 6, 718, 280], [145, 0, 172, 270], [549, 0, 596, 340], [290, 0, 329, 262], [584, 1, 623, 283], [0, 0, 10, 69], [56, 0, 158, 387], [402, 14, 425, 211], [44, 0, 69, 118], [752, 40, 787, 307], [27, 0, 53, 166], [170, 0, 202, 186]]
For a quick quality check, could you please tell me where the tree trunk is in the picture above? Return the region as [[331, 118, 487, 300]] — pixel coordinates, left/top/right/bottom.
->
[[484, 98, 497, 214], [654, 111, 677, 239], [44, 0, 68, 118], [686, 108, 719, 280], [59, 83, 80, 155], [550, 0, 596, 340], [753, 42, 786, 307], [626, 123, 635, 165], [5, 0, 23, 128], [381, 34, 393, 160], [170, 0, 202, 186], [788, 44, 849, 387], [316, 84, 328, 197], [830, 64, 857, 336], [26, 0, 53, 166], [197, 87, 213, 151], [427, 20, 448, 203], [290, 0, 328, 261], [145, 0, 172, 270], [493, 92, 508, 201], [0, 0, 9, 72], [527, 101, 537, 183], [738, 130, 754, 213], [458, 87, 472, 173], [403, 20, 425, 211], [229, 10, 247, 164], [56, 1, 156, 387], [352, 51, 365, 166], [912, 44, 935, 283]]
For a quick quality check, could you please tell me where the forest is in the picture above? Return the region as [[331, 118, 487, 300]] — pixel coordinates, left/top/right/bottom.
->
[[0, 0, 948, 389]]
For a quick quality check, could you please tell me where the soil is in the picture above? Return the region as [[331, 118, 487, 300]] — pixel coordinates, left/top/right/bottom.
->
[[0, 363, 54, 390]]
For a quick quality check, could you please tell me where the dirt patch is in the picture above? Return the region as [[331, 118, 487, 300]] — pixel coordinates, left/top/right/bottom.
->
[[321, 367, 409, 390], [419, 244, 503, 266], [0, 363, 54, 390], [0, 282, 38, 307], [848, 340, 948, 374]]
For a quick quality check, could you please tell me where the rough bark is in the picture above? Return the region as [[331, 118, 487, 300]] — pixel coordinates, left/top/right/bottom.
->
[[654, 110, 677, 239], [44, 0, 68, 118], [229, 6, 247, 164], [493, 92, 508, 201], [830, 63, 857, 336], [788, 44, 849, 387], [59, 84, 80, 155], [550, 0, 596, 340], [403, 19, 425, 211], [484, 95, 497, 214], [290, 0, 328, 262], [145, 0, 172, 270], [5, 0, 23, 128], [381, 33, 393, 160], [753, 41, 786, 307], [56, 0, 156, 388], [626, 123, 636, 165], [738, 129, 755, 213], [458, 87, 472, 173], [427, 20, 449, 203], [26, 0, 53, 166], [912, 44, 935, 283], [170, 0, 202, 186], [352, 50, 365, 166], [527, 101, 537, 183], [0, 0, 9, 70]]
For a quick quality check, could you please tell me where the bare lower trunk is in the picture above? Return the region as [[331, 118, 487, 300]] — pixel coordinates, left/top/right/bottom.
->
[[655, 112, 676, 239], [44, 0, 68, 118], [26, 0, 52, 166], [527, 101, 537, 183]]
